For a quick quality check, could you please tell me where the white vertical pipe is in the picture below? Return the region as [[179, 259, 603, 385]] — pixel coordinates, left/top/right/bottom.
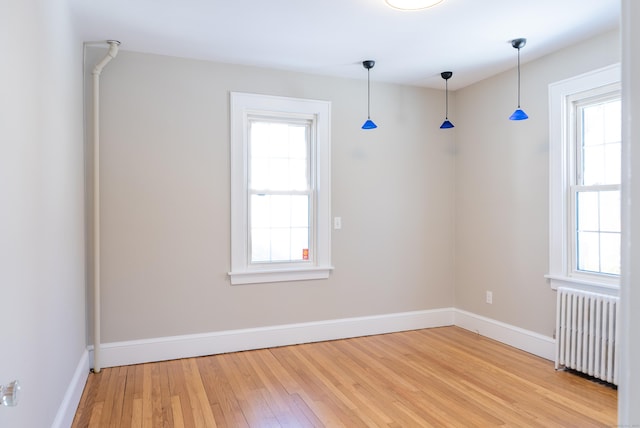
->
[[92, 40, 120, 373]]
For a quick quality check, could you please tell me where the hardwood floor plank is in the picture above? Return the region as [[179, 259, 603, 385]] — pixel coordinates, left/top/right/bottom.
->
[[98, 365, 122, 427], [72, 326, 617, 428], [141, 364, 153, 428], [182, 358, 218, 427], [170, 396, 185, 428], [87, 401, 104, 428], [270, 345, 368, 427], [197, 353, 250, 428], [167, 359, 197, 428], [218, 351, 278, 427], [295, 341, 396, 426], [120, 366, 136, 427], [243, 350, 313, 427], [131, 397, 143, 428], [73, 368, 99, 428]]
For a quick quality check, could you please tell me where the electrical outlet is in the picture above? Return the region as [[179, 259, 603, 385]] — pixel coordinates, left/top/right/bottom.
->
[[486, 291, 493, 304]]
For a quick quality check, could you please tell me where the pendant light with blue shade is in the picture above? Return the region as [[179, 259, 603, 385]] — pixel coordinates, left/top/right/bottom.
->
[[509, 38, 529, 120], [362, 60, 378, 129], [440, 71, 454, 129]]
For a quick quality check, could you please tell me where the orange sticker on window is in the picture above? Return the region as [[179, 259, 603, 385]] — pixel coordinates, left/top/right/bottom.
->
[[302, 249, 309, 260]]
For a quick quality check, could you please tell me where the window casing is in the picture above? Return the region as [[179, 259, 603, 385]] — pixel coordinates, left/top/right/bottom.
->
[[229, 93, 332, 285], [548, 64, 621, 294]]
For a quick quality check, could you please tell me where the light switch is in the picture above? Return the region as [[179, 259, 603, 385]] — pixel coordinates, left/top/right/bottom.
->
[[334, 217, 342, 230]]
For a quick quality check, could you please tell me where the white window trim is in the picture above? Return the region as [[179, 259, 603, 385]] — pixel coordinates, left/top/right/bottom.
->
[[228, 92, 332, 285], [547, 63, 621, 295]]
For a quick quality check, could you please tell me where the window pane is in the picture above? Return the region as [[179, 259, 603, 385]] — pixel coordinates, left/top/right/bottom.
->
[[268, 123, 290, 158], [577, 191, 598, 231], [581, 145, 604, 185], [251, 195, 270, 228], [250, 158, 269, 191], [269, 158, 291, 191], [577, 231, 600, 272], [599, 190, 620, 233], [604, 142, 621, 185], [270, 195, 291, 228], [582, 104, 604, 147], [291, 195, 309, 228], [600, 232, 621, 275], [270, 228, 291, 261], [290, 159, 309, 191], [289, 126, 308, 159], [251, 228, 270, 262], [604, 100, 621, 144], [250, 122, 271, 158], [291, 227, 310, 261]]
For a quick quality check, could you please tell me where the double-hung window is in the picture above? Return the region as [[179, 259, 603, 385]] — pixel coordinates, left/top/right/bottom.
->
[[229, 93, 332, 285], [572, 93, 621, 277], [548, 64, 621, 292]]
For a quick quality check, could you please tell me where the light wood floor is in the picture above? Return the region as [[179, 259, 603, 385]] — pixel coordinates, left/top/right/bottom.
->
[[72, 326, 617, 427]]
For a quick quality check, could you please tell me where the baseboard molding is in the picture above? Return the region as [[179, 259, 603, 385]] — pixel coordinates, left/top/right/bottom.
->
[[52, 349, 90, 428], [91, 308, 456, 368], [86, 308, 554, 369], [454, 309, 555, 361]]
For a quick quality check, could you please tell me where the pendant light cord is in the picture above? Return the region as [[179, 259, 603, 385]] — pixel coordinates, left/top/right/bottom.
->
[[445, 78, 449, 119], [517, 47, 521, 108], [367, 68, 372, 119]]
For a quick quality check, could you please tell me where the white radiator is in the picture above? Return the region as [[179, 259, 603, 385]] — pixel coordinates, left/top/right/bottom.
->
[[555, 287, 619, 385]]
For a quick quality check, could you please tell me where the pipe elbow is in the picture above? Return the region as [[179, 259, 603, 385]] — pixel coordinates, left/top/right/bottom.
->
[[92, 40, 121, 76], [106, 40, 121, 59]]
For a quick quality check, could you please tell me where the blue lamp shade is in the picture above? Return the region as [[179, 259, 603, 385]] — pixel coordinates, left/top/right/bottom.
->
[[509, 108, 529, 121], [362, 119, 377, 129], [440, 119, 454, 129]]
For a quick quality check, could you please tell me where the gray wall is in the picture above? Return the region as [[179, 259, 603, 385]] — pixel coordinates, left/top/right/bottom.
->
[[0, 0, 86, 427], [620, 0, 640, 423], [454, 30, 620, 336], [89, 30, 621, 345], [89, 50, 456, 343]]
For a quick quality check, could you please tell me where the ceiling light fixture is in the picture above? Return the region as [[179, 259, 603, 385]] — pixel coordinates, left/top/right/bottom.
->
[[385, 0, 445, 10], [439, 71, 454, 129], [362, 60, 378, 130], [509, 38, 529, 121]]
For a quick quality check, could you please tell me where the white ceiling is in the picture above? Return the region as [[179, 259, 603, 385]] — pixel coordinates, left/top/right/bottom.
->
[[69, 0, 620, 90]]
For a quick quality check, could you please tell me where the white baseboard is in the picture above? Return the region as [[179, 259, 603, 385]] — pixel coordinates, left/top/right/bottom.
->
[[52, 349, 90, 428], [454, 309, 555, 361], [91, 308, 456, 368], [87, 308, 554, 370]]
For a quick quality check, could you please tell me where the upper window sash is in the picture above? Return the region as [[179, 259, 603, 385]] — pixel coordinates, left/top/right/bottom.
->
[[572, 91, 622, 187]]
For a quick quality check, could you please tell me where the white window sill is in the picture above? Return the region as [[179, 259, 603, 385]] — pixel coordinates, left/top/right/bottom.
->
[[545, 274, 619, 296], [229, 266, 334, 285]]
